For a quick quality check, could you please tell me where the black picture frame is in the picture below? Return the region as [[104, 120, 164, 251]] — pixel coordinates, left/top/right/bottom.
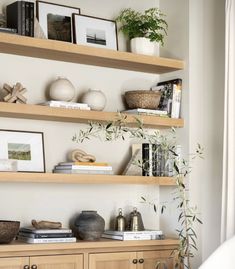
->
[[36, 0, 80, 43], [73, 14, 118, 50]]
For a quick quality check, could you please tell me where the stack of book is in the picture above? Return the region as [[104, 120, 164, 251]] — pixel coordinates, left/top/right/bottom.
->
[[123, 108, 168, 117], [39, 101, 91, 111], [17, 227, 76, 244], [102, 230, 165, 241], [123, 144, 181, 177], [7, 1, 34, 37], [53, 162, 113, 175], [152, 78, 182, 119]]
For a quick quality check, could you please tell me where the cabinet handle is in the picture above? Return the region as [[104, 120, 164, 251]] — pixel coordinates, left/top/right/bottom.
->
[[31, 265, 37, 269], [23, 266, 30, 269], [139, 258, 144, 264], [132, 259, 138, 264]]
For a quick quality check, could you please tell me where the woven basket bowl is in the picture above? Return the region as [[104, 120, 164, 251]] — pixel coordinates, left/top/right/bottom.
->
[[125, 90, 161, 109], [0, 220, 20, 243]]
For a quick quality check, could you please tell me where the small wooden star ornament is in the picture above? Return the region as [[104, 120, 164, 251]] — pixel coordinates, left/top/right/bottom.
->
[[2, 82, 27, 104]]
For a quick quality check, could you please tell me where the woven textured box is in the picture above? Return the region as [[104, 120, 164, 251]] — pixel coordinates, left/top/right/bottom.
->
[[125, 90, 161, 109]]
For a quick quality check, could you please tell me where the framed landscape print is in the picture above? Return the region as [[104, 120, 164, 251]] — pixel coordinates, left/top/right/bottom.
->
[[73, 14, 118, 50], [36, 1, 80, 42], [0, 130, 45, 172]]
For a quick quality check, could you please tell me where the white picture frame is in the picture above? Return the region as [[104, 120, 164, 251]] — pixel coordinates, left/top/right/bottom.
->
[[73, 14, 118, 50], [0, 130, 45, 173], [36, 1, 80, 42]]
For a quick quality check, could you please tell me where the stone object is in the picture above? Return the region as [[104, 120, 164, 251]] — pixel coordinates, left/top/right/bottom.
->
[[49, 77, 75, 101], [68, 149, 96, 162], [81, 89, 106, 111], [74, 210, 105, 241], [0, 220, 20, 244], [32, 219, 62, 229]]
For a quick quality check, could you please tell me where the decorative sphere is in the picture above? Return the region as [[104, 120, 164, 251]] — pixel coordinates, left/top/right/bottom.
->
[[82, 89, 106, 111], [49, 77, 75, 101]]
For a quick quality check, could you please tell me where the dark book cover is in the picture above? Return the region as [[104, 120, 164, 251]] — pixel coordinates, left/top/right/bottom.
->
[[21, 1, 26, 36], [18, 232, 73, 239], [152, 144, 157, 177], [25, 2, 30, 36], [142, 143, 150, 176], [29, 2, 34, 37], [157, 78, 182, 118], [7, 1, 22, 34]]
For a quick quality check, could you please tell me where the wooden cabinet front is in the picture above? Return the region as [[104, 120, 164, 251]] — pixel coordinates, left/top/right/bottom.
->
[[89, 250, 176, 269], [30, 254, 83, 269], [0, 257, 29, 269], [137, 250, 175, 269], [89, 252, 137, 269]]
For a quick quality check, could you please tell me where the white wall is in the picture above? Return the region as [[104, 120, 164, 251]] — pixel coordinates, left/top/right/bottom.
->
[[0, 0, 161, 229], [160, 0, 225, 268]]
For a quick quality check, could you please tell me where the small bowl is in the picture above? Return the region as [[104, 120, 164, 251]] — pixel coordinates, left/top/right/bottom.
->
[[125, 90, 161, 109], [0, 220, 20, 244]]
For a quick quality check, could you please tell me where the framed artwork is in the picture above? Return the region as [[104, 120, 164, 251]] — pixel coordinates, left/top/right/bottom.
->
[[36, 1, 80, 42], [0, 130, 45, 173], [73, 14, 118, 50]]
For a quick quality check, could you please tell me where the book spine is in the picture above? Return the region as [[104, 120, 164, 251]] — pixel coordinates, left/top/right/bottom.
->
[[53, 169, 113, 175], [29, 2, 34, 37], [21, 1, 26, 36], [20, 228, 72, 234], [142, 143, 149, 176], [171, 79, 182, 119], [18, 236, 76, 243], [6, 2, 22, 34], [18, 232, 73, 238], [25, 2, 30, 36]]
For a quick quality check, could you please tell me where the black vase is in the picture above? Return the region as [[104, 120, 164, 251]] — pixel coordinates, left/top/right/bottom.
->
[[74, 210, 105, 241]]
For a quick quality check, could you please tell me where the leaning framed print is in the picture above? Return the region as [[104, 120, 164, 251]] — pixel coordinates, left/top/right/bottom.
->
[[0, 130, 45, 173], [73, 14, 118, 50], [36, 1, 80, 42]]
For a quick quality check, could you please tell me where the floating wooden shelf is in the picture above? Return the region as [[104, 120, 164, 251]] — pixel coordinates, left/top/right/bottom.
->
[[0, 33, 184, 74], [0, 172, 176, 185], [0, 102, 184, 128]]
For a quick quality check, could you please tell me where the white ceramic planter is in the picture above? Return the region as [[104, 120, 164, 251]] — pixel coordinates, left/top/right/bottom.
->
[[130, 37, 159, 56]]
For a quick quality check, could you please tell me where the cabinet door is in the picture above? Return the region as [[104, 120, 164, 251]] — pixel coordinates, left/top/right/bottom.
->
[[30, 254, 83, 269], [89, 252, 137, 269], [0, 257, 29, 269], [137, 250, 176, 269]]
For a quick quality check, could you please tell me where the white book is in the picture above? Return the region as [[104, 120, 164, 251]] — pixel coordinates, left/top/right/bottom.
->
[[101, 234, 151, 241], [55, 165, 112, 171], [40, 101, 89, 108], [17, 236, 76, 244], [124, 108, 167, 115], [20, 227, 72, 234], [104, 230, 163, 236], [53, 169, 113, 175]]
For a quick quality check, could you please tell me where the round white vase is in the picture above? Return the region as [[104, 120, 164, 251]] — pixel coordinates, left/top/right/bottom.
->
[[130, 37, 159, 56], [49, 77, 75, 101], [82, 89, 106, 111]]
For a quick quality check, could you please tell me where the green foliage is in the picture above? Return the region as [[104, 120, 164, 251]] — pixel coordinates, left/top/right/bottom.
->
[[73, 113, 203, 269], [116, 8, 168, 45]]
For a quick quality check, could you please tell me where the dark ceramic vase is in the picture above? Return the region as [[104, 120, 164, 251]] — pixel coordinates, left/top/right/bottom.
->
[[74, 210, 105, 241]]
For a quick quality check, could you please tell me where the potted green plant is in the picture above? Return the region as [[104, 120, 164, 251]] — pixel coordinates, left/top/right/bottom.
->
[[73, 115, 203, 269], [116, 8, 168, 56]]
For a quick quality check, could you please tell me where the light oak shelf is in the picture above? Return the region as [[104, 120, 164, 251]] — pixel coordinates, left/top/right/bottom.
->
[[0, 33, 184, 74], [0, 102, 184, 128], [0, 172, 176, 185], [0, 239, 179, 254]]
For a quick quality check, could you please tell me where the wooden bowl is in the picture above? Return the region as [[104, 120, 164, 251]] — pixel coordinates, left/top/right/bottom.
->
[[0, 220, 20, 244], [125, 90, 161, 109]]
